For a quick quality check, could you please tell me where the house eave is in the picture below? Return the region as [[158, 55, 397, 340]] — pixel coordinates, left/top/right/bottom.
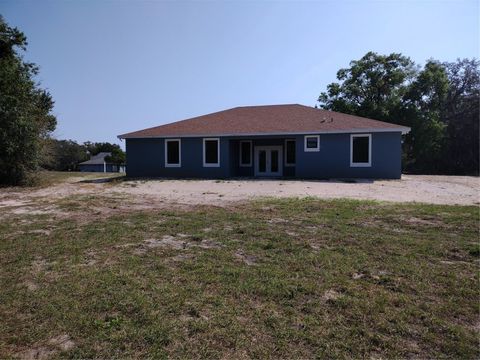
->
[[118, 127, 411, 140]]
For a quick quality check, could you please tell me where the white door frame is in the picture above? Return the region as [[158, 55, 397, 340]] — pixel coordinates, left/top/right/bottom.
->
[[254, 146, 283, 177]]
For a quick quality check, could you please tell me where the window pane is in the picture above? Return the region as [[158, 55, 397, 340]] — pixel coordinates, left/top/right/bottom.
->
[[259, 150, 266, 172], [205, 140, 218, 164], [271, 150, 278, 172], [353, 136, 369, 163], [167, 141, 179, 164], [240, 142, 251, 165], [306, 137, 318, 148], [286, 140, 296, 164]]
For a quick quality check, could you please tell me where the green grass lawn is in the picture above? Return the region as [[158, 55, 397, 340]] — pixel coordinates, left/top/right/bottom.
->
[[0, 198, 478, 358]]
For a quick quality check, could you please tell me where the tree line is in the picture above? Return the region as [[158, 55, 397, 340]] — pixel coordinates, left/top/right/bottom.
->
[[318, 52, 479, 175]]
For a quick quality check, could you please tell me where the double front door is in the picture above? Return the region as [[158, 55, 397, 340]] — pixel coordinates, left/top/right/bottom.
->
[[254, 146, 282, 177]]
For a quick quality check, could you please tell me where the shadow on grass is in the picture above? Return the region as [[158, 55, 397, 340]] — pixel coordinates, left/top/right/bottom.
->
[[76, 175, 127, 184], [114, 176, 376, 184]]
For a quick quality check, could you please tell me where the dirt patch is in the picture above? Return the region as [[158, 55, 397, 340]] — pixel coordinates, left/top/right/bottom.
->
[[144, 236, 188, 250], [28, 257, 61, 283], [402, 216, 444, 226], [17, 346, 54, 360], [194, 239, 222, 249], [23, 280, 39, 291], [267, 218, 289, 224], [352, 272, 366, 280], [179, 310, 209, 322], [0, 199, 31, 207], [48, 334, 75, 351], [79, 250, 98, 266], [31, 258, 50, 275], [21, 258, 55, 292], [114, 242, 138, 249], [305, 225, 326, 233], [27, 229, 51, 236], [323, 289, 343, 302], [16, 334, 75, 359], [171, 253, 194, 262], [357, 218, 415, 233], [235, 250, 257, 265], [134, 235, 222, 255], [370, 270, 390, 280], [440, 260, 472, 266], [10, 206, 57, 215]]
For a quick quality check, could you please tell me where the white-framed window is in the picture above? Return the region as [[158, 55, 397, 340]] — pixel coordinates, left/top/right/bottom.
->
[[350, 134, 372, 167], [304, 135, 320, 152], [285, 139, 296, 166], [203, 138, 220, 167], [239, 140, 252, 167], [165, 139, 181, 167]]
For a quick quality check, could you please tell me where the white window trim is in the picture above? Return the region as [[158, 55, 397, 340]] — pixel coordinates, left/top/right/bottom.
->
[[239, 140, 252, 167], [165, 139, 181, 167], [304, 135, 320, 152], [284, 139, 296, 166], [203, 138, 220, 167], [350, 134, 372, 167]]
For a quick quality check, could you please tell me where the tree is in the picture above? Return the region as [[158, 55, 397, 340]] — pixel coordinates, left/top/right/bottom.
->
[[442, 59, 479, 174], [318, 52, 480, 175], [41, 139, 89, 171], [0, 16, 57, 185], [318, 52, 417, 123], [104, 147, 126, 166], [402, 60, 449, 172], [83, 142, 126, 165]]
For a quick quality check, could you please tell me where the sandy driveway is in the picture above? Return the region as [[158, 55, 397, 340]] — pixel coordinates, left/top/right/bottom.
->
[[1, 174, 478, 207], [111, 175, 479, 206]]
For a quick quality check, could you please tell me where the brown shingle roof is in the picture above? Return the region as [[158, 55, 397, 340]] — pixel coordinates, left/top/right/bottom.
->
[[118, 104, 410, 139]]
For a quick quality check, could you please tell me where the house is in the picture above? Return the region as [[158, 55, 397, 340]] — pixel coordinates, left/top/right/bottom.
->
[[118, 104, 410, 179], [78, 152, 125, 173]]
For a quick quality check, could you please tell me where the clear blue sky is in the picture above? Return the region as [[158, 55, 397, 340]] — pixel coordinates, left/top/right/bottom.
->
[[1, 0, 478, 148]]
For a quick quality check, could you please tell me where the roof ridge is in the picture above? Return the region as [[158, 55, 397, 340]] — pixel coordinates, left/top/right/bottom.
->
[[234, 103, 304, 108]]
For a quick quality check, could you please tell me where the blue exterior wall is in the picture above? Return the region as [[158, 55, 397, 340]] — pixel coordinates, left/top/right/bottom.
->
[[79, 164, 104, 172], [294, 132, 402, 179], [125, 132, 402, 179], [126, 137, 230, 178]]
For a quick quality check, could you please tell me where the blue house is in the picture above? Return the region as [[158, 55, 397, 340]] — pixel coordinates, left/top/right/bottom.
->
[[118, 104, 410, 179], [78, 152, 125, 173]]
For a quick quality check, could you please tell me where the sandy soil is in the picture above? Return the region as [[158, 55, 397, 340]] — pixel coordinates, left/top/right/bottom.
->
[[0, 175, 478, 209], [112, 175, 479, 206]]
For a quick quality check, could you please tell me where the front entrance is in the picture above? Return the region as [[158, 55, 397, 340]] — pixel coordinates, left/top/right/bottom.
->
[[254, 146, 283, 177]]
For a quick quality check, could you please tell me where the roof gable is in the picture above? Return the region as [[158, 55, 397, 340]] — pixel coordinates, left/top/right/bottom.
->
[[118, 104, 410, 139]]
